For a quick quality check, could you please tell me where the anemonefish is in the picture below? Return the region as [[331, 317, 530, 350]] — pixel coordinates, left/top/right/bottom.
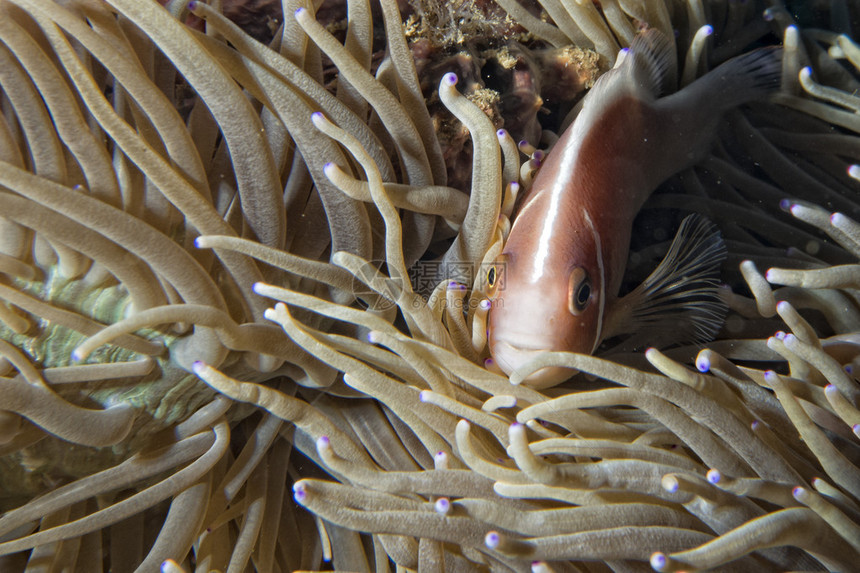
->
[[486, 29, 782, 388]]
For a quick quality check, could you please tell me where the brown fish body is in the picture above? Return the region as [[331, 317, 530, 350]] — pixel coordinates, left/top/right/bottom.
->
[[486, 31, 782, 387]]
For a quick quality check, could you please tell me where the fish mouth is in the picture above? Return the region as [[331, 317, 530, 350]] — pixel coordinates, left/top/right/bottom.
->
[[491, 340, 576, 389]]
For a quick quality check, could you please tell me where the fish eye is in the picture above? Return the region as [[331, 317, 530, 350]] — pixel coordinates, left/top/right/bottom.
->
[[486, 255, 507, 296], [568, 267, 592, 315], [487, 266, 497, 288]]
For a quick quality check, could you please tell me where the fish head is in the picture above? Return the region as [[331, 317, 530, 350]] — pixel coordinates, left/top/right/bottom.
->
[[486, 240, 605, 388]]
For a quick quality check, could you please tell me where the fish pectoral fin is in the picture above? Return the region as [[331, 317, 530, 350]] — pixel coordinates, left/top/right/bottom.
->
[[606, 214, 728, 346]]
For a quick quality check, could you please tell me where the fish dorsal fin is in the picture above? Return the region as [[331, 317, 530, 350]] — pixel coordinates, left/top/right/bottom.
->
[[564, 29, 676, 145], [679, 45, 783, 113], [623, 28, 676, 96], [604, 214, 728, 346], [593, 28, 676, 103]]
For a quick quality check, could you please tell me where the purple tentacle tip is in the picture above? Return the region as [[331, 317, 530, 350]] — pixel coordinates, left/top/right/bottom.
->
[[442, 72, 458, 86], [497, 129, 507, 138], [187, 0, 198, 10], [650, 553, 667, 571], [696, 355, 710, 372], [293, 483, 307, 502], [294, 7, 306, 16], [706, 469, 721, 484], [191, 360, 204, 374], [779, 199, 792, 211], [485, 531, 500, 549]]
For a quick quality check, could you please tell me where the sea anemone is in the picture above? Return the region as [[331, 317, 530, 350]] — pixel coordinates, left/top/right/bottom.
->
[[0, 0, 858, 571]]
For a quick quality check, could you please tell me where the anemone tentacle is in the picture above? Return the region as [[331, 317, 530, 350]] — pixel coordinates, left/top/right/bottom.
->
[[0, 1, 859, 571]]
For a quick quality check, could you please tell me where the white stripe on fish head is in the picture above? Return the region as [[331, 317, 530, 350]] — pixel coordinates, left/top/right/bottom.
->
[[582, 207, 606, 353]]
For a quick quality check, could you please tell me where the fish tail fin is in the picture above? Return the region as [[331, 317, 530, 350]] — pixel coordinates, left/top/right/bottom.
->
[[700, 46, 784, 110], [606, 214, 728, 347], [624, 28, 677, 97]]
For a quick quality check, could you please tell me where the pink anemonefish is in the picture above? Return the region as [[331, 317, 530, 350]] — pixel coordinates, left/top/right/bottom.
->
[[486, 29, 782, 388]]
